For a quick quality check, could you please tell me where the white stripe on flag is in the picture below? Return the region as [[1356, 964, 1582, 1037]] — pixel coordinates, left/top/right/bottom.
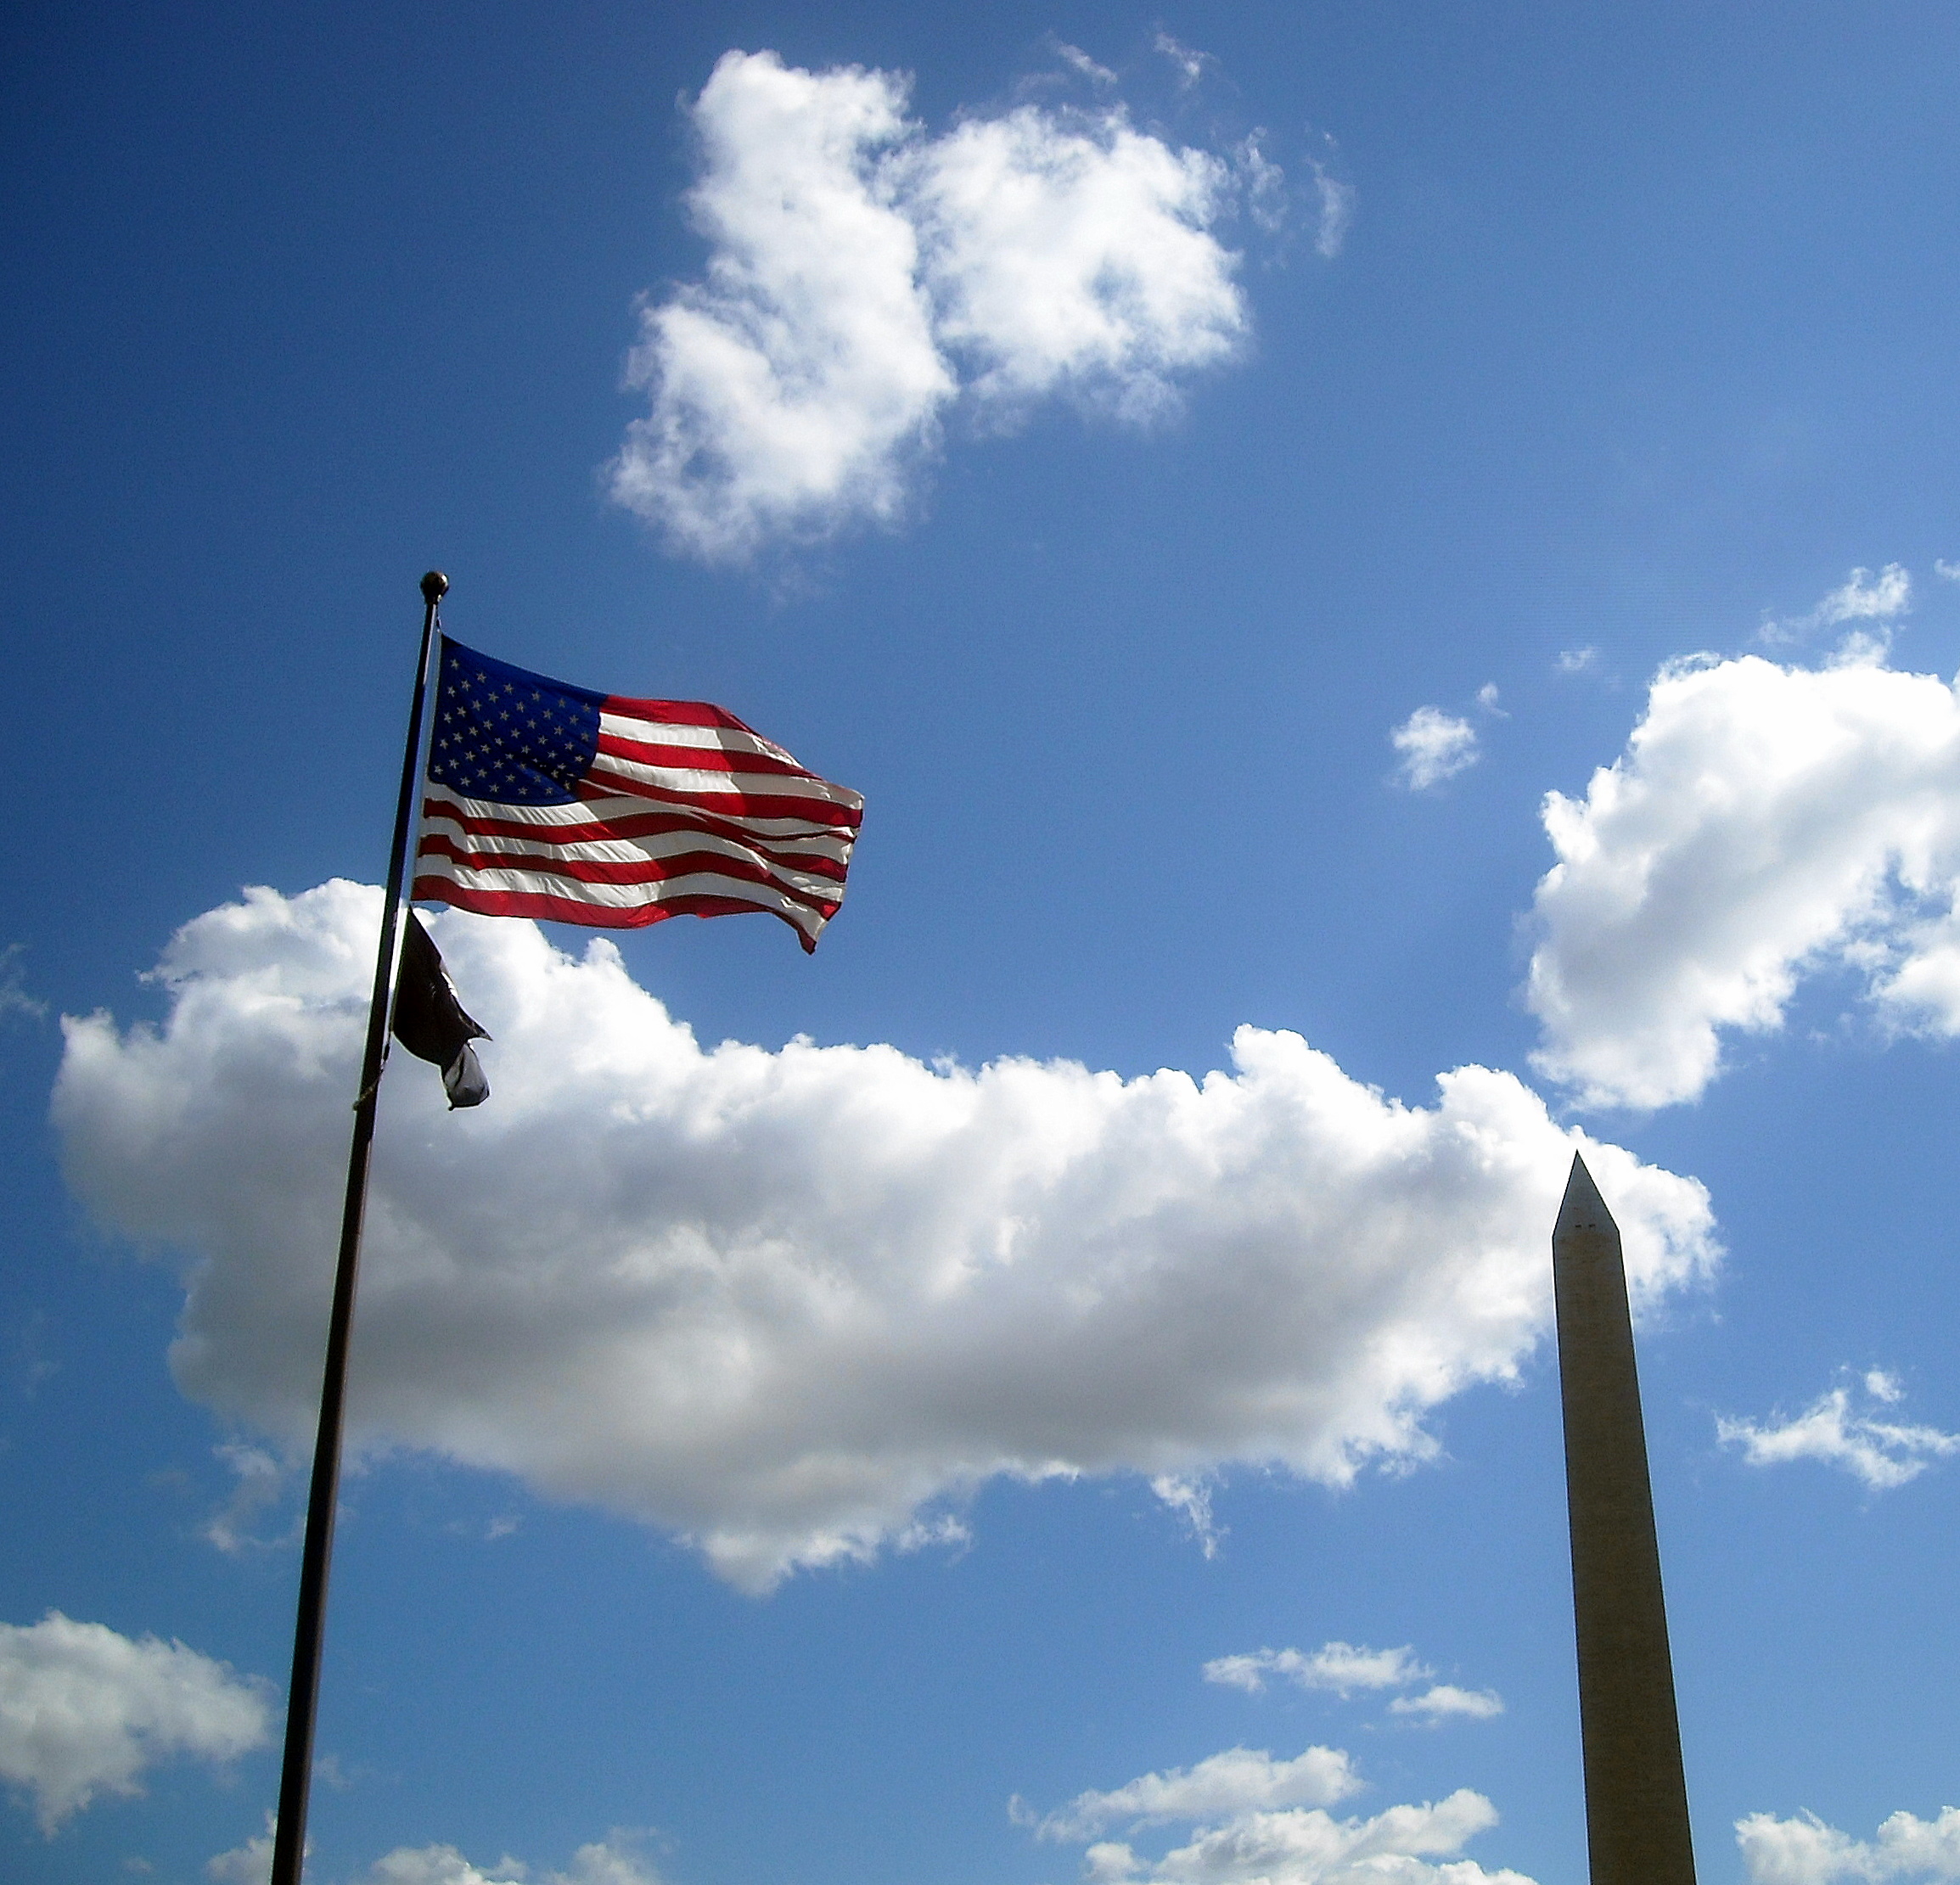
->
[[597, 711, 800, 765], [586, 751, 862, 809], [412, 856, 826, 934]]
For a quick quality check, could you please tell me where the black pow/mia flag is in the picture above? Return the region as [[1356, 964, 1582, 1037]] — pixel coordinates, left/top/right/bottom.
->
[[390, 909, 491, 1108]]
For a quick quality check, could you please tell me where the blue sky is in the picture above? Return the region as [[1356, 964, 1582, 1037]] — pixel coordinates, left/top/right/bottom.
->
[[7, 5, 1960, 1882]]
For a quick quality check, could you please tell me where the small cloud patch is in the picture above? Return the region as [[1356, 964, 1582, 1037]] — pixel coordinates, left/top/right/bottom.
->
[[1390, 1685, 1505, 1723], [1760, 564, 1911, 646], [1203, 1641, 1429, 1698], [1717, 1372, 1958, 1491], [1391, 707, 1480, 790], [1021, 1743, 1360, 1842]]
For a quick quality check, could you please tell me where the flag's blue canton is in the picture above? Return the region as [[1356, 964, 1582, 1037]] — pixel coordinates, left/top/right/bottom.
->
[[427, 639, 604, 806]]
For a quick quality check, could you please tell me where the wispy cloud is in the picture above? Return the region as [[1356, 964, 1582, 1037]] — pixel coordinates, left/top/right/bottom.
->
[[1308, 162, 1355, 259], [1203, 1641, 1430, 1698], [1204, 1643, 1503, 1727], [4, 1310, 56, 1398], [1760, 564, 1912, 646], [1555, 646, 1600, 675], [1389, 1685, 1505, 1723], [894, 1512, 971, 1558], [1153, 31, 1215, 89], [0, 945, 46, 1023], [1391, 706, 1480, 790], [1717, 1371, 1958, 1490], [1817, 564, 1912, 624], [1237, 137, 1289, 236], [201, 1442, 291, 1554], [1151, 1476, 1223, 1558], [1051, 40, 1117, 87]]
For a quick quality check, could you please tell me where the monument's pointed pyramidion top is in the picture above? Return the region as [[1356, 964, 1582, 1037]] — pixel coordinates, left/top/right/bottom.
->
[[1555, 1149, 1617, 1243]]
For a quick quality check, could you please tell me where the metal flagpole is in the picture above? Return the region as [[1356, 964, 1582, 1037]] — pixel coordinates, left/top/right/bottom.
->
[[269, 569, 448, 1885], [1552, 1152, 1698, 1885]]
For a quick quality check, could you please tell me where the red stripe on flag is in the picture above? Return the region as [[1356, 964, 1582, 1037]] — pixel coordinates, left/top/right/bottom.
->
[[602, 695, 756, 732], [418, 799, 851, 878], [410, 878, 827, 951], [576, 767, 863, 827]]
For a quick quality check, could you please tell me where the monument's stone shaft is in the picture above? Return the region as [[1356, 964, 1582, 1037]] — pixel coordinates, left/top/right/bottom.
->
[[1553, 1153, 1698, 1885]]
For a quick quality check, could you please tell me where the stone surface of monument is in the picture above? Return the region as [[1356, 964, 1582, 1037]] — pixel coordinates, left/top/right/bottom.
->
[[1553, 1152, 1699, 1885]]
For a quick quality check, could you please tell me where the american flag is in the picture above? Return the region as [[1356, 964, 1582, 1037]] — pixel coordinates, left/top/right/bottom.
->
[[411, 638, 862, 951]]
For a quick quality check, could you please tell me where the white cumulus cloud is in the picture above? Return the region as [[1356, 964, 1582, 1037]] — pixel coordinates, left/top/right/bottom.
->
[[54, 882, 1715, 1592], [910, 104, 1244, 424], [609, 52, 952, 563], [209, 1830, 657, 1885], [1040, 1765, 1535, 1885], [1024, 1745, 1359, 1842], [1717, 1373, 1958, 1490], [367, 1841, 656, 1885], [0, 1613, 271, 1835], [1525, 650, 1960, 1108], [1201, 1642, 1430, 1698], [1738, 1805, 1960, 1883], [1391, 708, 1480, 790], [609, 49, 1261, 561]]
